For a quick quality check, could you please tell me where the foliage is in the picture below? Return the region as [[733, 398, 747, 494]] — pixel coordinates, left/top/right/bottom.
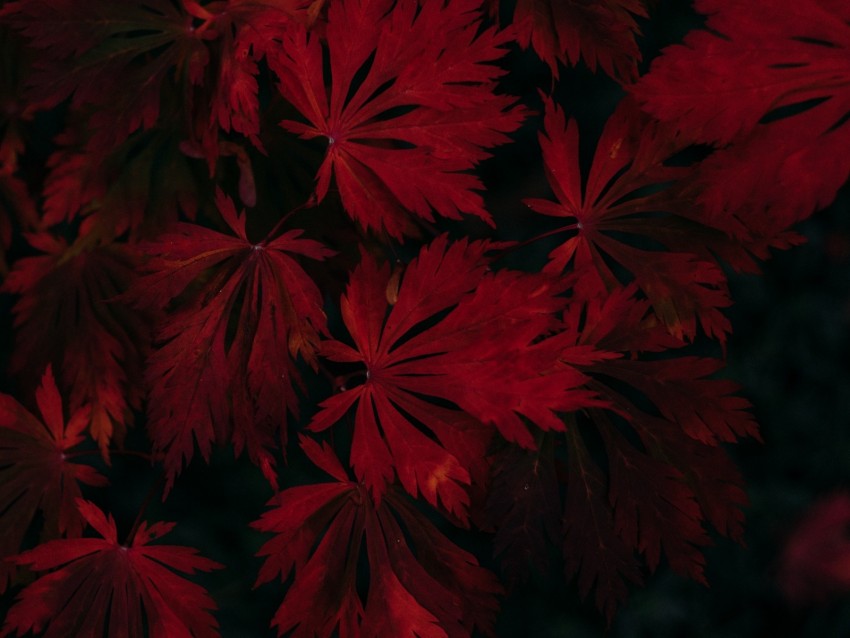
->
[[0, 0, 843, 635]]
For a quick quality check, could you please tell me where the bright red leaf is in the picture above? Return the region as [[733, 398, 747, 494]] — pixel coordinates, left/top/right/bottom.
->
[[253, 436, 502, 638], [1, 499, 222, 638], [309, 235, 603, 521], [0, 367, 106, 594], [269, 0, 526, 239], [133, 189, 332, 490]]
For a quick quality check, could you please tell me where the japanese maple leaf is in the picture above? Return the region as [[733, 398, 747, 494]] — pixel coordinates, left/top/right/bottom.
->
[[484, 437, 562, 587], [0, 29, 36, 179], [0, 171, 37, 277], [0, 0, 208, 154], [1, 499, 222, 638], [0, 0, 297, 166], [309, 235, 603, 521], [632, 0, 850, 243], [484, 287, 752, 621], [41, 125, 205, 242], [0, 367, 106, 593], [561, 423, 643, 622], [550, 287, 753, 617], [3, 234, 148, 452], [269, 0, 526, 239], [132, 189, 332, 490], [253, 436, 502, 638], [511, 0, 647, 81], [0, 28, 39, 271], [525, 97, 735, 344]]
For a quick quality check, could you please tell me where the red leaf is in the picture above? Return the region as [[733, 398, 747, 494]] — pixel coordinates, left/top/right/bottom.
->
[[631, 415, 749, 543], [526, 97, 734, 344], [41, 123, 205, 241], [633, 0, 850, 239], [0, 367, 106, 593], [551, 289, 753, 616], [269, 0, 526, 239], [4, 236, 148, 451], [0, 171, 37, 277], [1, 499, 222, 638], [594, 357, 760, 445], [310, 236, 602, 521], [254, 442, 501, 638], [133, 189, 332, 491], [513, 0, 648, 81], [599, 414, 710, 580], [1, 0, 206, 154], [484, 439, 562, 586], [562, 426, 642, 623]]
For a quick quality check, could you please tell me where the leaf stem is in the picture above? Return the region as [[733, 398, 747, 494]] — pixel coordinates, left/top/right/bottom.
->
[[490, 224, 576, 262], [261, 199, 314, 244], [124, 471, 166, 546]]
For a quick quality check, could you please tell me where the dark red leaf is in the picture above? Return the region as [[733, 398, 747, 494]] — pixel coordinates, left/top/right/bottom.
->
[[4, 236, 148, 451], [513, 0, 647, 81], [526, 97, 734, 344], [0, 367, 106, 593], [1, 499, 222, 638], [779, 493, 850, 605], [633, 0, 850, 241], [133, 189, 332, 490]]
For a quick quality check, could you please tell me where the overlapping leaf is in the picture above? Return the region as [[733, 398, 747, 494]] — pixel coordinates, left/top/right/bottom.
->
[[555, 288, 752, 617], [269, 0, 526, 239], [0, 0, 302, 168], [41, 126, 205, 242], [484, 438, 562, 586], [133, 189, 332, 490], [4, 235, 147, 451], [484, 287, 754, 620], [309, 235, 604, 521], [254, 436, 501, 638], [511, 0, 647, 81], [0, 368, 106, 594], [1, 499, 222, 638], [633, 0, 850, 242], [526, 97, 736, 343], [0, 0, 206, 154]]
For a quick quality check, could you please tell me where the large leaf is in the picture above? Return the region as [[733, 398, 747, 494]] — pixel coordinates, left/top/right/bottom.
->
[[270, 0, 526, 239], [310, 236, 603, 521], [2, 499, 222, 638], [253, 437, 502, 638], [132, 189, 332, 490]]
